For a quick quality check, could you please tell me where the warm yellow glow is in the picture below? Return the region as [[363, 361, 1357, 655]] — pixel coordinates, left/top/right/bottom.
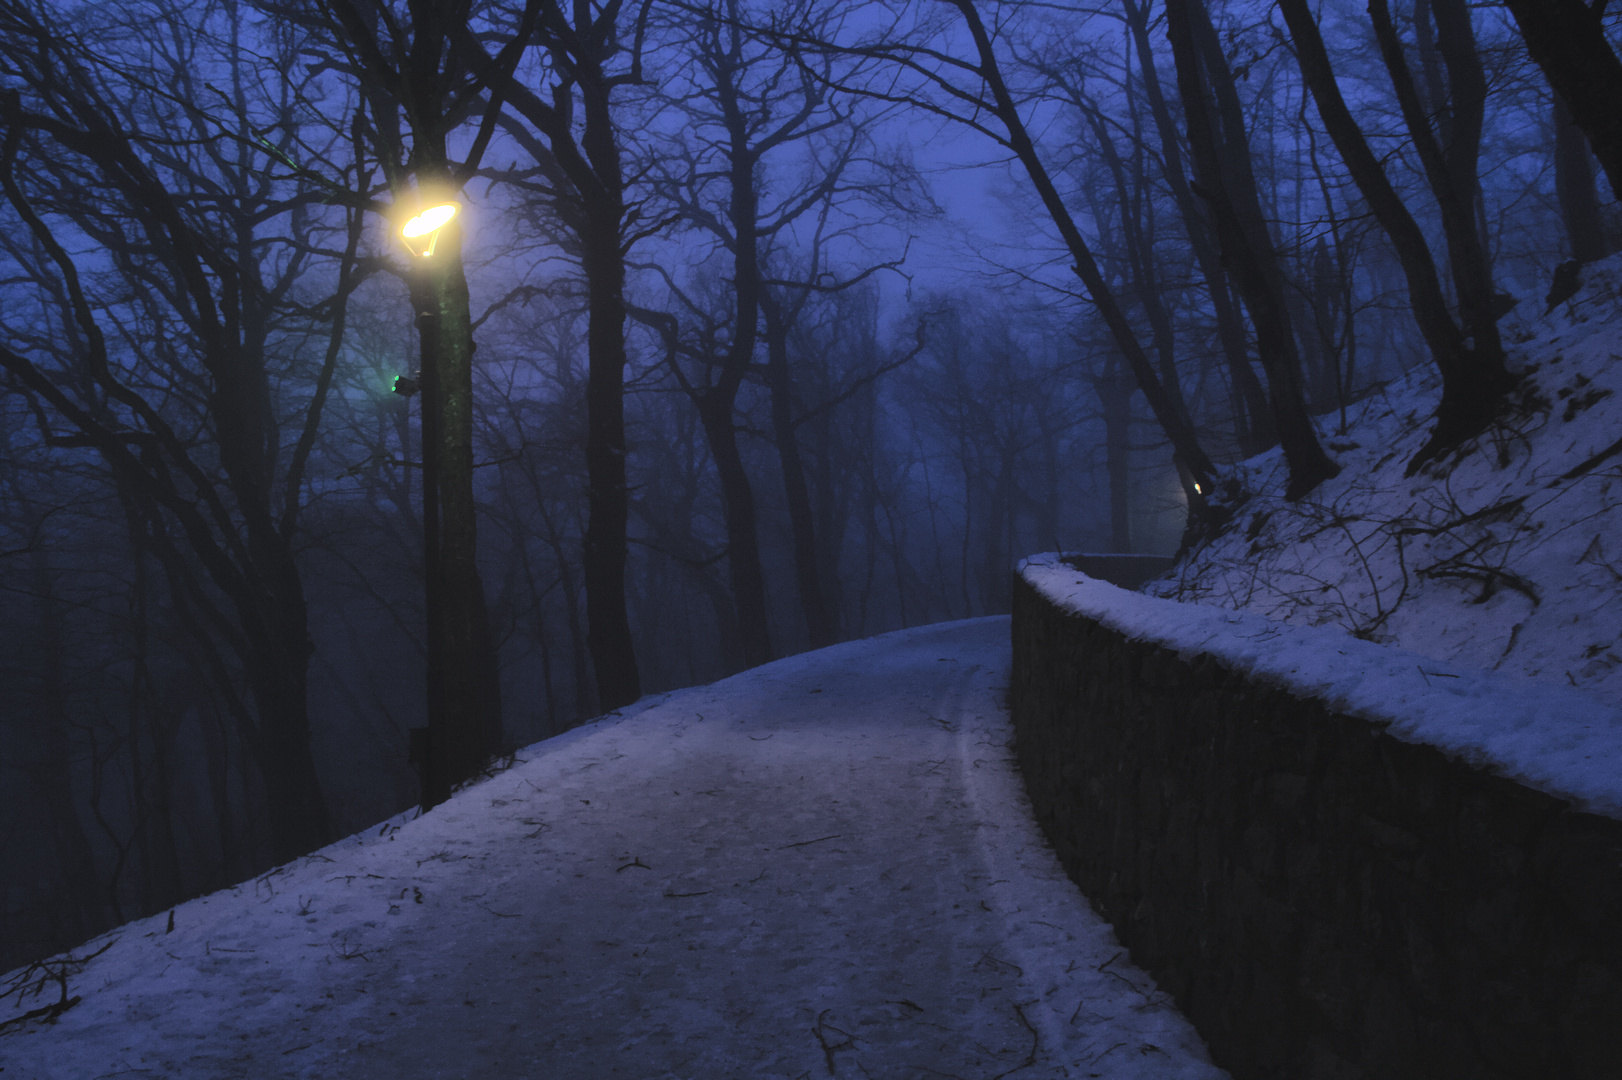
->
[[402, 202, 458, 239], [1193, 482, 1203, 495]]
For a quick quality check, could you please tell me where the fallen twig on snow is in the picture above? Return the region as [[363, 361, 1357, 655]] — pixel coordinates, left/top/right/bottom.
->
[[779, 833, 843, 850], [989, 1001, 1040, 1079], [811, 1009, 857, 1075], [1, 938, 118, 1036]]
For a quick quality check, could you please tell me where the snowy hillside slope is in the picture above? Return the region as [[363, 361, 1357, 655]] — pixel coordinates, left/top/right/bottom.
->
[[0, 618, 1225, 1080], [1150, 255, 1622, 708]]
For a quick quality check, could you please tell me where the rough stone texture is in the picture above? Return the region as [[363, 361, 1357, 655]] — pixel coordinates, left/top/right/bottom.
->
[[1010, 574, 1622, 1080]]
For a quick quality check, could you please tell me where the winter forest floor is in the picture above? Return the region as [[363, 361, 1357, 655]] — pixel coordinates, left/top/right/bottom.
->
[[0, 617, 1225, 1080]]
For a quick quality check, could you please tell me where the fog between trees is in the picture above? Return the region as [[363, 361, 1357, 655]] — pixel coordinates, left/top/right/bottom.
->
[[0, 0, 1614, 971]]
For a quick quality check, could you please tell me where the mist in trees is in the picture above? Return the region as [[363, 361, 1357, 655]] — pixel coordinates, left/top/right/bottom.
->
[[1, 0, 1614, 972]]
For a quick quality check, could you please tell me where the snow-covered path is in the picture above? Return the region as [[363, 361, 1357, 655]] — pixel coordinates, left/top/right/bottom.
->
[[2, 617, 1224, 1079]]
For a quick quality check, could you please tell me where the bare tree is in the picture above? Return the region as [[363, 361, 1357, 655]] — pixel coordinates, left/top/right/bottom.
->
[[1500, 0, 1622, 205], [1162, 0, 1338, 499], [1552, 95, 1616, 265], [1279, 0, 1515, 474], [639, 0, 924, 656], [1119, 0, 1274, 456], [631, 0, 808, 668], [1367, 0, 1514, 469], [484, 0, 654, 710], [0, 0, 358, 860], [777, 1, 1221, 516]]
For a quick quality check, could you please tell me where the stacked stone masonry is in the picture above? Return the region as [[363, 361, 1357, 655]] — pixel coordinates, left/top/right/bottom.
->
[[1010, 572, 1622, 1080]]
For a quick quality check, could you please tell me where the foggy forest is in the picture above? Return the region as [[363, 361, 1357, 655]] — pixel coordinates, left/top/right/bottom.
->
[[2, 0, 1618, 1029]]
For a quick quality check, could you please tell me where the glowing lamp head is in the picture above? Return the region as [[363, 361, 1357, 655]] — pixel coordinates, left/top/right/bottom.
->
[[401, 202, 459, 257], [1193, 482, 1203, 496]]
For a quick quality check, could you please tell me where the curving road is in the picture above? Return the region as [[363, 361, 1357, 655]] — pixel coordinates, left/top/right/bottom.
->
[[1, 616, 1225, 1079]]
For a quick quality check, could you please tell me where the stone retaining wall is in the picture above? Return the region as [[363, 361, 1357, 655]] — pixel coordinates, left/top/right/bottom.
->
[[1010, 573, 1622, 1080]]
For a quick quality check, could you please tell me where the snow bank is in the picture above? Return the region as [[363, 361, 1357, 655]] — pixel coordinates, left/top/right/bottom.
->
[[1148, 253, 1622, 710], [1022, 553, 1622, 820]]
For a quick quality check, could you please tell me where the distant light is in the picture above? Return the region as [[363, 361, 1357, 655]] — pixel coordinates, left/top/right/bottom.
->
[[401, 203, 458, 257], [1193, 482, 1203, 495]]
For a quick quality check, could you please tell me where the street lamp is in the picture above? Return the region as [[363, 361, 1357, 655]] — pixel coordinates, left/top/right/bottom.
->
[[401, 202, 459, 258], [398, 197, 459, 808]]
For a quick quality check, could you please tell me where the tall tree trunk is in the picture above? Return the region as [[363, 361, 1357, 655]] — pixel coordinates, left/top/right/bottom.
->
[[762, 295, 837, 649], [1502, 0, 1622, 204], [29, 550, 107, 956], [702, 210, 775, 666], [1080, 102, 1189, 427], [1122, 0, 1274, 456], [1554, 95, 1614, 263], [696, 395, 775, 668], [124, 522, 183, 913], [980, 447, 1016, 614], [1365, 0, 1516, 470], [1305, 237, 1346, 414], [1419, 0, 1501, 355], [209, 275, 332, 845], [664, 14, 779, 670], [1164, 0, 1339, 499], [1279, 0, 1507, 468], [471, 0, 642, 710], [535, 500, 594, 722], [809, 404, 848, 630], [236, 460, 332, 859], [244, 622, 329, 863], [193, 676, 242, 886], [580, 199, 642, 709], [1095, 358, 1134, 552]]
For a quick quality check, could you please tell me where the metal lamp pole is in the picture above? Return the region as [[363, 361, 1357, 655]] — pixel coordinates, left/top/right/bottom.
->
[[399, 201, 459, 809]]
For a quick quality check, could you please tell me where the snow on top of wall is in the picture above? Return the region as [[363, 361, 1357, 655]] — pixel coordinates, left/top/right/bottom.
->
[[1022, 552, 1622, 821]]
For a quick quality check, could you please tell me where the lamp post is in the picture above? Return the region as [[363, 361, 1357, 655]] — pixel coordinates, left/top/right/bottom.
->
[[399, 199, 459, 809]]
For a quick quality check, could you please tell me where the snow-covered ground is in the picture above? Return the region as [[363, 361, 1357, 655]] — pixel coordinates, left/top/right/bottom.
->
[[1150, 255, 1622, 710], [0, 617, 1226, 1080]]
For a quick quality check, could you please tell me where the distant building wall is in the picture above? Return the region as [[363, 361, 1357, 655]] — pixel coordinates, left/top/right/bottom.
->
[[1010, 572, 1622, 1080]]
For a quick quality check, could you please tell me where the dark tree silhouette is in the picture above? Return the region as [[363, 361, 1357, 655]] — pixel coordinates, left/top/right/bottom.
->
[[1501, 0, 1622, 205], [1162, 0, 1338, 499], [1552, 95, 1616, 265], [0, 1, 352, 861], [1119, 0, 1274, 457], [809, 0, 1218, 506], [1365, 0, 1515, 472], [1279, 0, 1512, 476], [487, 0, 650, 710]]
